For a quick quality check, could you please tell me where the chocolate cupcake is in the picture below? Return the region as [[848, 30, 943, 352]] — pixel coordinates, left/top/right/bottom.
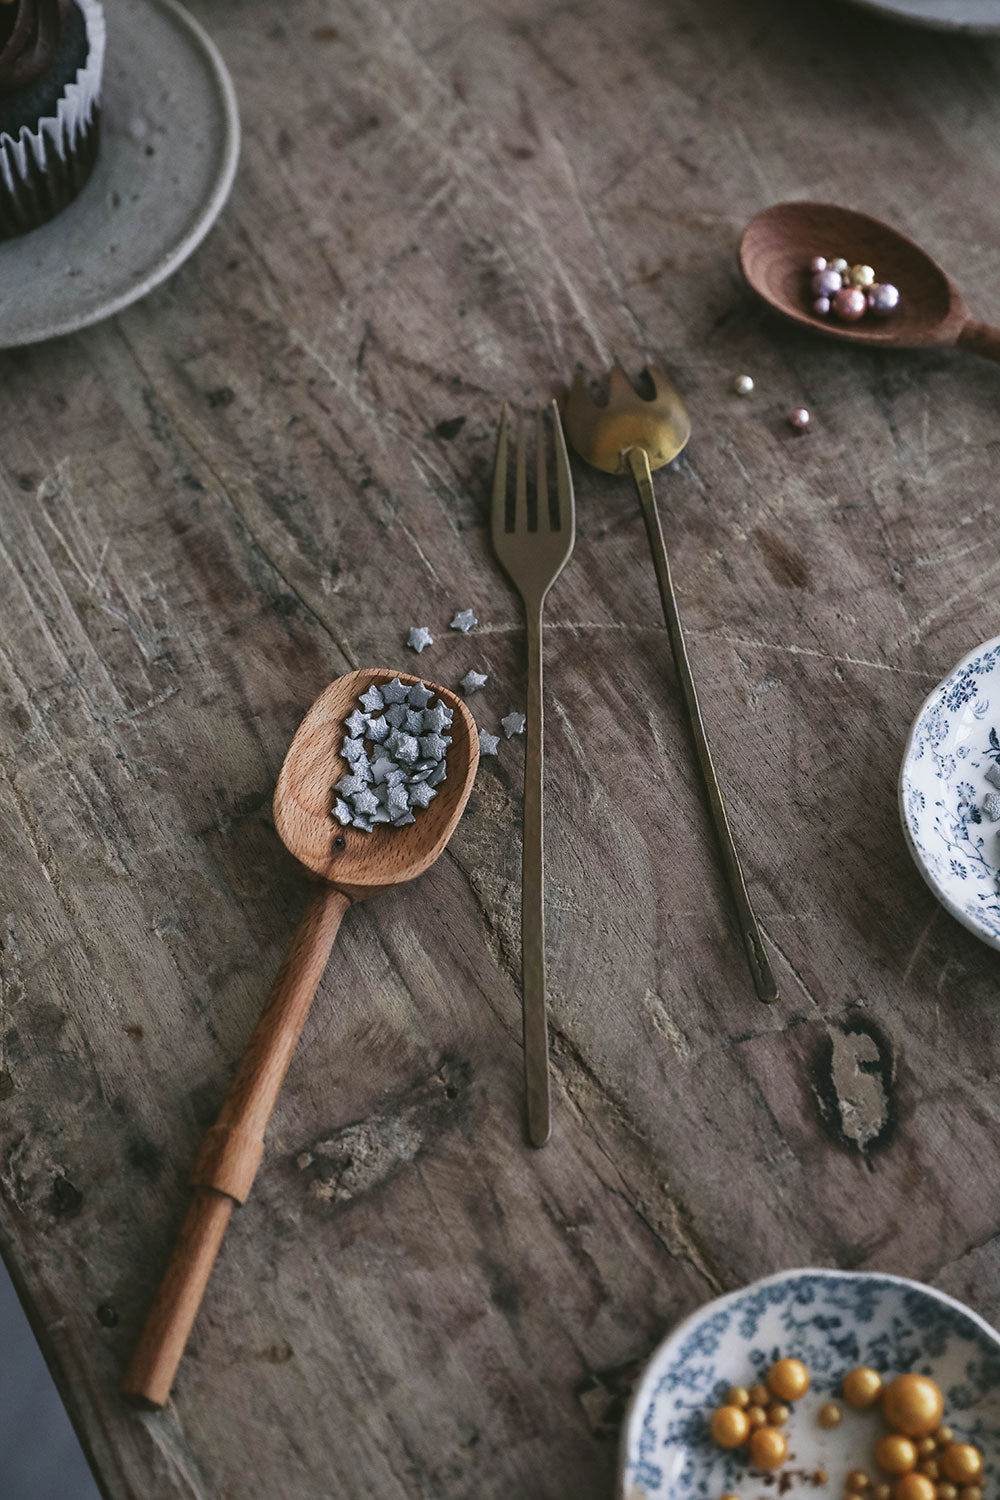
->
[[0, 0, 105, 239]]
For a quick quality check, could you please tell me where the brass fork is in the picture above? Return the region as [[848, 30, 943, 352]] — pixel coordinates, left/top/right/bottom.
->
[[491, 401, 575, 1148]]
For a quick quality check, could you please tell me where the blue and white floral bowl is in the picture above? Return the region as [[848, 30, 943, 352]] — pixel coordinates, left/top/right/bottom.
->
[[620, 1268, 1000, 1500], [900, 635, 1000, 951]]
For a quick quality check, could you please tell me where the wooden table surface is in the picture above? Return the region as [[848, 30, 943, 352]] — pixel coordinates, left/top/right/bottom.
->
[[3, 0, 1000, 1495]]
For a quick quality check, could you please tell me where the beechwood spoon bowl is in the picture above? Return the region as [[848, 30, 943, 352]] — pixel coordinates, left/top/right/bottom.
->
[[122, 668, 478, 1408], [740, 201, 1000, 361]]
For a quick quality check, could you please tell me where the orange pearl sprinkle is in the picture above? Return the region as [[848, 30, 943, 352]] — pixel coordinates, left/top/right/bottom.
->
[[940, 1447, 983, 1486], [749, 1426, 788, 1471], [768, 1359, 810, 1402], [711, 1405, 751, 1449], [897, 1476, 938, 1500], [882, 1376, 945, 1438], [844, 1367, 884, 1409], [875, 1435, 919, 1475]]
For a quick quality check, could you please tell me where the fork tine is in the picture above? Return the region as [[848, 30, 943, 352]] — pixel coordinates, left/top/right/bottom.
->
[[535, 407, 551, 531], [491, 402, 509, 541], [514, 406, 527, 533], [551, 399, 574, 540]]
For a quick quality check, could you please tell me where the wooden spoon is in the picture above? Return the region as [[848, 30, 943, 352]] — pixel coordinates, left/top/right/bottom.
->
[[122, 668, 478, 1408], [740, 201, 1000, 361]]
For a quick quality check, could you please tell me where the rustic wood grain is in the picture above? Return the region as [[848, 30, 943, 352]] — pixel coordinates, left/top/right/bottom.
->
[[3, 0, 1000, 1495]]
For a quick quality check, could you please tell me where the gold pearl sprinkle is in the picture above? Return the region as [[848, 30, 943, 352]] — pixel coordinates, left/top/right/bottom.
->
[[873, 1485, 893, 1500], [847, 1472, 870, 1493], [843, 1367, 884, 1409], [728, 1386, 750, 1408], [749, 1383, 770, 1407], [936, 1429, 955, 1449], [818, 1403, 842, 1429], [937, 1486, 959, 1500], [768, 1404, 790, 1427]]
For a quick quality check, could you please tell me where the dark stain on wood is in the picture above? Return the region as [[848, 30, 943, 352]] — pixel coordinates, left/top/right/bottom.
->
[[755, 528, 813, 590]]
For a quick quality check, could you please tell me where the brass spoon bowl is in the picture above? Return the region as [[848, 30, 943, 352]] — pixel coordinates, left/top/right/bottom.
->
[[740, 200, 1000, 361], [124, 669, 478, 1408]]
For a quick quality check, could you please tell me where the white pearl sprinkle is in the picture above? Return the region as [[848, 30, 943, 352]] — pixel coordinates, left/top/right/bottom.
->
[[732, 374, 754, 397]]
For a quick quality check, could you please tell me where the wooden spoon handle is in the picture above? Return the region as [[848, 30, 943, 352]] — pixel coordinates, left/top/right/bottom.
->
[[957, 320, 1000, 362], [122, 882, 351, 1407]]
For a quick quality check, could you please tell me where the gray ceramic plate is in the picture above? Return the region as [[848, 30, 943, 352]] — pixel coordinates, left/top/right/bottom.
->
[[845, 0, 1000, 31], [0, 0, 239, 347]]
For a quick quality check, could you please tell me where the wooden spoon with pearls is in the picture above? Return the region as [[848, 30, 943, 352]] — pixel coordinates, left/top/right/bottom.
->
[[740, 201, 1000, 361], [122, 668, 478, 1409]]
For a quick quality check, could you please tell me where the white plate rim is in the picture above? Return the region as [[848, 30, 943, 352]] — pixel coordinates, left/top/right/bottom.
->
[[617, 1265, 1000, 1499], [1, 0, 240, 347], [898, 632, 1000, 953], [844, 0, 1000, 32]]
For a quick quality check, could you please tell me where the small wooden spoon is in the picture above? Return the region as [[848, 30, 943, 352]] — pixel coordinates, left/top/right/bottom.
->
[[122, 668, 478, 1408], [740, 201, 1000, 361]]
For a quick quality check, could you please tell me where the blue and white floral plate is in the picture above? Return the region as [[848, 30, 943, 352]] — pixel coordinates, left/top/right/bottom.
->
[[620, 1268, 1000, 1500], [900, 635, 1000, 951]]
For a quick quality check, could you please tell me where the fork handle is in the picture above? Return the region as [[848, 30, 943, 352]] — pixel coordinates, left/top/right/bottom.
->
[[627, 448, 777, 1004], [522, 605, 551, 1146]]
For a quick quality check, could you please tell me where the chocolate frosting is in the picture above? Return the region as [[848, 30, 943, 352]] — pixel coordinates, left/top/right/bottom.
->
[[0, 0, 70, 94]]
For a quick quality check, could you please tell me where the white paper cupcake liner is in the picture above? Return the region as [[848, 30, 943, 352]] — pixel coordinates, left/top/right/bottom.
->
[[0, 0, 106, 236]]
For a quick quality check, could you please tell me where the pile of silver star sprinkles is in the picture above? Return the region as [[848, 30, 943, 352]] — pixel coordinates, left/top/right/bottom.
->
[[331, 678, 452, 833]]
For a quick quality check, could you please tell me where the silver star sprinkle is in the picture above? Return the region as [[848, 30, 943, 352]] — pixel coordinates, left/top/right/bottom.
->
[[478, 730, 499, 757], [407, 625, 434, 653], [984, 792, 1000, 821], [345, 709, 367, 737], [450, 609, 478, 633], [360, 685, 385, 713], [422, 703, 450, 734], [987, 762, 1000, 791], [409, 781, 436, 808], [407, 682, 433, 708], [381, 677, 409, 705], [333, 798, 353, 825], [352, 788, 379, 817], [459, 669, 487, 694], [419, 733, 449, 760], [501, 711, 526, 738]]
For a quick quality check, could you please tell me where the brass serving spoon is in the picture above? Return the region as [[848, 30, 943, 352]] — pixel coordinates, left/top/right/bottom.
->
[[123, 668, 478, 1408], [740, 201, 1000, 360], [563, 366, 777, 1004]]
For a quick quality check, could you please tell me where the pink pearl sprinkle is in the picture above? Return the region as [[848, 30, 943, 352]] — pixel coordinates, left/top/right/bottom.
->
[[832, 286, 867, 322], [789, 408, 810, 430]]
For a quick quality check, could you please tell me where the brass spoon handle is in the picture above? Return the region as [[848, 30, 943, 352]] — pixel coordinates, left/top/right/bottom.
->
[[522, 604, 551, 1147], [626, 448, 777, 1004]]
